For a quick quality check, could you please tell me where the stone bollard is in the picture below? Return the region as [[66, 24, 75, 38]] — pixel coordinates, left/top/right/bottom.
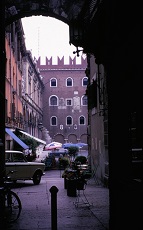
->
[[49, 185, 59, 230]]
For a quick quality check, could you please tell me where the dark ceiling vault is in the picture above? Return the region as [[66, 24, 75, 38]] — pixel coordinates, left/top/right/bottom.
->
[[5, 0, 89, 25], [5, 0, 104, 60], [5, 1, 143, 70]]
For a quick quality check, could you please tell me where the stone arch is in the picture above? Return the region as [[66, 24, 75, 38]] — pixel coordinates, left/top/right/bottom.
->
[[5, 1, 85, 27], [6, 8, 67, 27], [80, 133, 87, 143], [23, 105, 26, 122], [5, 1, 99, 58], [29, 112, 32, 126], [68, 134, 77, 143], [53, 133, 64, 143]]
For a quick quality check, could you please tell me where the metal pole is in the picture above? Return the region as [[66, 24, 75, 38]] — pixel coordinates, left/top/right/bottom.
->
[[49, 185, 59, 230]]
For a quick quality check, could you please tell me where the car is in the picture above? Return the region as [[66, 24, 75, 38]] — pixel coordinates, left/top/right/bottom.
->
[[5, 150, 45, 185]]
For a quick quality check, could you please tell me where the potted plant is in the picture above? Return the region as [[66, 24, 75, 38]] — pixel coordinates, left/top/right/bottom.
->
[[59, 156, 70, 169], [74, 155, 87, 165], [62, 167, 77, 189], [76, 177, 86, 190], [68, 146, 79, 160]]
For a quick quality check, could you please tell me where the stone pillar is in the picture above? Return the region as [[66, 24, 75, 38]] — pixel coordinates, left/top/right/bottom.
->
[[0, 1, 6, 226], [107, 58, 143, 230]]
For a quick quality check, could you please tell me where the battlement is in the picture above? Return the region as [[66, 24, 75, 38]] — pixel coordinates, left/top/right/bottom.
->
[[37, 56, 87, 69]]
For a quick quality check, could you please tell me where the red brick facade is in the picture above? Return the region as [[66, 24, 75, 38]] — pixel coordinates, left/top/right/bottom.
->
[[37, 56, 88, 144]]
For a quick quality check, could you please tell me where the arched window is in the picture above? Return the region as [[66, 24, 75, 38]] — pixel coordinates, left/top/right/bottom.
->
[[81, 95, 88, 106], [49, 95, 58, 106], [79, 116, 85, 125], [51, 116, 57, 126], [66, 77, 73, 87], [29, 112, 32, 125], [50, 78, 57, 87], [82, 77, 88, 86], [66, 116, 73, 125]]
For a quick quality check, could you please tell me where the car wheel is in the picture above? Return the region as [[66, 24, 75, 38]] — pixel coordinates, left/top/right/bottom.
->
[[33, 171, 41, 185]]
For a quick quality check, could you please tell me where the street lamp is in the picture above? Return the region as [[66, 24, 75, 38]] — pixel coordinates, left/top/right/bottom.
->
[[69, 19, 84, 48]]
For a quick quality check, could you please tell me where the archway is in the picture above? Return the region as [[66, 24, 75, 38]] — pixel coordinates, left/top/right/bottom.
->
[[1, 2, 143, 230]]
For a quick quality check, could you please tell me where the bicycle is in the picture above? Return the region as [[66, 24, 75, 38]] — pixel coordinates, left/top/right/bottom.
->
[[2, 170, 22, 223]]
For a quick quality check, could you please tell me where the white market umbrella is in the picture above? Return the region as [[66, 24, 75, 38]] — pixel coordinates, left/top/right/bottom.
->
[[44, 142, 62, 150]]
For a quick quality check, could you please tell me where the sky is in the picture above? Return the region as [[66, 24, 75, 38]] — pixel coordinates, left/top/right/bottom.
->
[[21, 16, 84, 64]]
